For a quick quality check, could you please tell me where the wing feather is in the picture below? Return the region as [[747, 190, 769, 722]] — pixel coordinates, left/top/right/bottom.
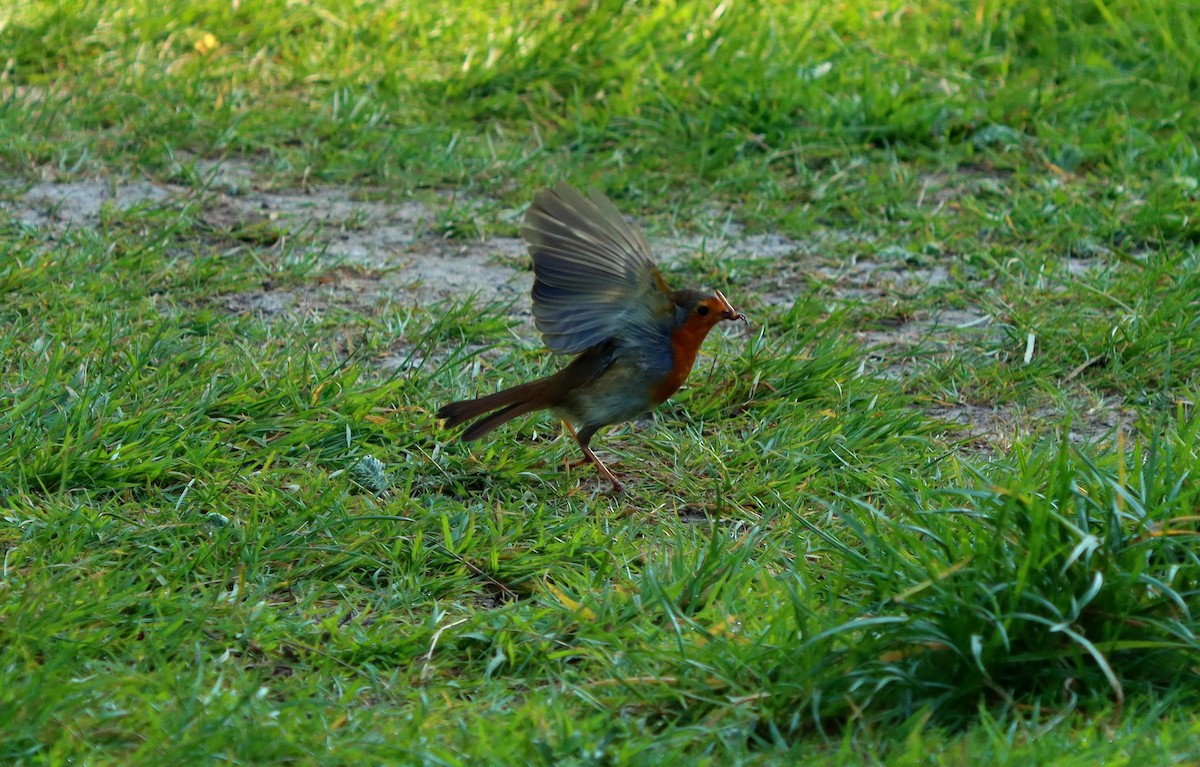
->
[[522, 182, 674, 355]]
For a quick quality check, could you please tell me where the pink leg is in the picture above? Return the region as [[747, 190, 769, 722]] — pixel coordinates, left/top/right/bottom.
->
[[563, 422, 623, 493]]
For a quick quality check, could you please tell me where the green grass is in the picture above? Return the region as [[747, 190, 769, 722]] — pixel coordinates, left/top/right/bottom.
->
[[3, 0, 1200, 763]]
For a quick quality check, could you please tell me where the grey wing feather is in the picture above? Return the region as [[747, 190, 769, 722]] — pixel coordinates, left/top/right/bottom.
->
[[522, 182, 674, 355]]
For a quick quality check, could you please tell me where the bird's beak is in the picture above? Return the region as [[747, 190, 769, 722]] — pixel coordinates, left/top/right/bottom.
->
[[715, 289, 746, 323]]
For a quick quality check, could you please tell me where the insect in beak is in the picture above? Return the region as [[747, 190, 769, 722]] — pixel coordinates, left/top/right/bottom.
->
[[715, 289, 746, 323]]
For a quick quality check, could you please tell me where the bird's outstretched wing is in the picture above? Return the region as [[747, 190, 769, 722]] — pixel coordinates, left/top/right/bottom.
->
[[522, 182, 675, 355]]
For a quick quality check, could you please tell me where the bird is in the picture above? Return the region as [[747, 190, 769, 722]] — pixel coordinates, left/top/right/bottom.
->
[[436, 182, 745, 492]]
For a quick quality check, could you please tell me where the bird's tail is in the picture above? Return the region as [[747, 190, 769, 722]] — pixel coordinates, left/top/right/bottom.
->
[[436, 377, 557, 441]]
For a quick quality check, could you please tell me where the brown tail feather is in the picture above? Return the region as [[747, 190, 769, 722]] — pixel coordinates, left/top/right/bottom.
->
[[436, 378, 556, 441], [459, 400, 545, 440]]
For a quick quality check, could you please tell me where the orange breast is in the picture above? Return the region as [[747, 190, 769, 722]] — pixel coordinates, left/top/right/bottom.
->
[[647, 322, 709, 404]]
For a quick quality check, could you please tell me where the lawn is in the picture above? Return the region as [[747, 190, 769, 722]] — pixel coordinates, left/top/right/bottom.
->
[[2, 0, 1199, 764]]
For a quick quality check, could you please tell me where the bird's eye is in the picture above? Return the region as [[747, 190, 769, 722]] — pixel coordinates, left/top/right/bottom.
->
[[696, 305, 710, 317]]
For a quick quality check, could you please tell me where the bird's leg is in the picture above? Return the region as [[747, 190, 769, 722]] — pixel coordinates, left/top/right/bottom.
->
[[563, 421, 623, 493], [579, 442, 624, 494], [559, 422, 590, 470]]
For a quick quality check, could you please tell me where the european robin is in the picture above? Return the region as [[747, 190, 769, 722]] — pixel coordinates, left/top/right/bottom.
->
[[436, 182, 745, 492]]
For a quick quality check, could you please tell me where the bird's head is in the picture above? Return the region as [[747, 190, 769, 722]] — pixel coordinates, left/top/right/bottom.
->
[[672, 289, 744, 352], [672, 289, 746, 335]]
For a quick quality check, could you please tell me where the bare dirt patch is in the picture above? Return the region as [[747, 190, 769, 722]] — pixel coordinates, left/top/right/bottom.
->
[[10, 177, 174, 228], [1, 167, 1124, 452], [856, 307, 998, 379], [3, 167, 953, 311], [930, 393, 1134, 451]]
